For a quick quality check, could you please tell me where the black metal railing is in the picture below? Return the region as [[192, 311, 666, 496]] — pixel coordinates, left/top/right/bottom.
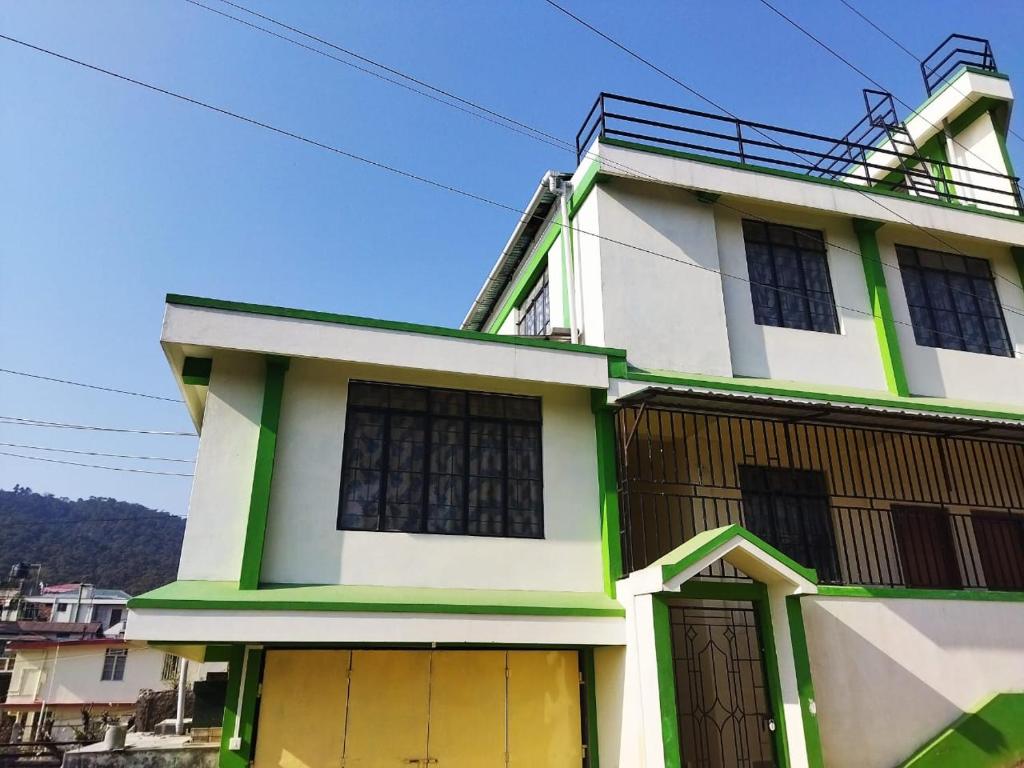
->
[[615, 405, 1024, 592], [575, 92, 1023, 214], [921, 34, 998, 96]]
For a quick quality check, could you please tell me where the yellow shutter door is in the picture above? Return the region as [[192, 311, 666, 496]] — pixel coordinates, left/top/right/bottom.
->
[[507, 651, 583, 768], [427, 651, 506, 768], [254, 650, 350, 768], [343, 650, 430, 767]]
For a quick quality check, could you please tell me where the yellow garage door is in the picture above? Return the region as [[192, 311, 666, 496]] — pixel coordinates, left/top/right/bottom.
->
[[254, 650, 350, 768], [255, 650, 583, 768]]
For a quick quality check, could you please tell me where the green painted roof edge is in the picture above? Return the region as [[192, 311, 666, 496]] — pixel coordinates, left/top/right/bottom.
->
[[616, 366, 1024, 424], [898, 692, 1024, 768], [651, 524, 818, 585], [166, 294, 626, 360], [599, 138, 1024, 225], [127, 580, 626, 618]]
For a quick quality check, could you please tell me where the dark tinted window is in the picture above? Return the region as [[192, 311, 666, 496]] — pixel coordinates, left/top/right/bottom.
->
[[897, 245, 1012, 357], [338, 382, 543, 538], [516, 271, 550, 337], [742, 220, 839, 333]]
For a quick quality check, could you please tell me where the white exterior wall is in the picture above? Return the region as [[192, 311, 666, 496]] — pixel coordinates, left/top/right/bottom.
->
[[803, 595, 1024, 768], [575, 192, 606, 348], [881, 226, 1024, 405], [259, 357, 604, 592], [715, 203, 890, 390], [588, 180, 733, 376], [176, 352, 264, 581], [946, 111, 1017, 211]]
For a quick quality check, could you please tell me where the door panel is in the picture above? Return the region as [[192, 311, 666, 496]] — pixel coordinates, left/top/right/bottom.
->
[[892, 505, 961, 588], [428, 651, 506, 768], [254, 650, 350, 768], [507, 651, 583, 768], [972, 512, 1024, 591], [344, 651, 430, 767]]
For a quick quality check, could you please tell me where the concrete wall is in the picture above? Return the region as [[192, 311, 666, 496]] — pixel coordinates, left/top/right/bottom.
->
[[881, 225, 1024, 406], [586, 181, 733, 377], [64, 745, 218, 768], [259, 358, 604, 592], [802, 595, 1024, 768], [715, 202, 890, 390]]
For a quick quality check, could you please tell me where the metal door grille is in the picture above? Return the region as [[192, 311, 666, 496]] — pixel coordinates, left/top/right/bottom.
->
[[670, 600, 777, 768]]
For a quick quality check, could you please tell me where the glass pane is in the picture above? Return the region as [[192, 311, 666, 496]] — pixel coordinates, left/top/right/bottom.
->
[[468, 421, 505, 535], [349, 382, 388, 408], [427, 418, 466, 534], [383, 414, 427, 532], [742, 219, 767, 242], [469, 394, 506, 419], [504, 397, 541, 422], [389, 386, 428, 412]]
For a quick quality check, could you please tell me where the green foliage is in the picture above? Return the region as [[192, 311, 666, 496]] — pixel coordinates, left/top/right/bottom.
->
[[0, 486, 184, 596]]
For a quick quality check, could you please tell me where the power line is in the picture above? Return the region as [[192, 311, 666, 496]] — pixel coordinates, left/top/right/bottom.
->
[[2, 32, 1014, 357], [836, 0, 1024, 147], [542, 0, 1024, 297], [0, 442, 194, 463], [0, 367, 182, 403], [0, 415, 195, 437], [0, 450, 194, 477]]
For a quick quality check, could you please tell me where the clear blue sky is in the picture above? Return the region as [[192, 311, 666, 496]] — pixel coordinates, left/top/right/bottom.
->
[[2, 1, 1023, 516]]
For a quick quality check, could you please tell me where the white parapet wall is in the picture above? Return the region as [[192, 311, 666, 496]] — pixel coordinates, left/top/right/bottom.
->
[[802, 595, 1024, 768]]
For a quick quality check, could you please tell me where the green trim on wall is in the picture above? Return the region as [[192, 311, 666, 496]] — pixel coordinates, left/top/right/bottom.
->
[[816, 585, 1024, 602], [694, 190, 721, 204], [756, 596, 791, 768], [591, 390, 623, 598], [583, 647, 601, 768], [166, 293, 626, 360], [652, 596, 682, 768], [599, 138, 1024, 224], [127, 579, 627, 617], [947, 96, 1002, 139], [786, 597, 825, 768], [1012, 247, 1024, 294], [898, 692, 1024, 768], [181, 356, 213, 387], [569, 161, 602, 219], [486, 220, 562, 333], [852, 218, 910, 397], [651, 524, 818, 586], [614, 366, 1024, 424], [219, 646, 263, 768], [238, 357, 289, 590]]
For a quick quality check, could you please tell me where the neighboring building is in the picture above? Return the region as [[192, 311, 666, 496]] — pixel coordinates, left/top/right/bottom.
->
[[126, 36, 1024, 768], [0, 564, 42, 622], [2, 638, 209, 742], [20, 585, 131, 633]]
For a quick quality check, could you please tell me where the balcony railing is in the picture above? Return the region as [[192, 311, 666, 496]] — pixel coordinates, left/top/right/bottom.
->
[[615, 403, 1024, 591], [921, 34, 998, 96], [576, 92, 1023, 214]]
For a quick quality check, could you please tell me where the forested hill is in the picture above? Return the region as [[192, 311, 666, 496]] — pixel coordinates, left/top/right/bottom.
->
[[0, 486, 185, 596]]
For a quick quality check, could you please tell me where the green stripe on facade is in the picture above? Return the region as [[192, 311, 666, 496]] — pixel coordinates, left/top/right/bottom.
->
[[852, 218, 910, 397], [569, 161, 602, 219], [238, 357, 289, 590], [1012, 247, 1024, 293], [181, 356, 213, 386], [652, 596, 682, 768], [756, 597, 791, 768], [486, 219, 562, 333], [816, 585, 1024, 602], [583, 648, 601, 768], [591, 390, 623, 597], [166, 293, 626, 360], [786, 597, 825, 768], [219, 646, 263, 768]]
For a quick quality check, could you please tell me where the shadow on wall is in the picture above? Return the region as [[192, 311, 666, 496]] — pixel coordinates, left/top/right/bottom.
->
[[802, 599, 1013, 768]]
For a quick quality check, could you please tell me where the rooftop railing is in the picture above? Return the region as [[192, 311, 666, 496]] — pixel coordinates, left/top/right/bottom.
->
[[576, 91, 1023, 215], [921, 33, 998, 96]]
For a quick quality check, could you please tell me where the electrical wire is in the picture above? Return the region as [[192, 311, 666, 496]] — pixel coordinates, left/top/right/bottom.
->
[[0, 442, 194, 463], [0, 450, 194, 477], [0, 415, 195, 436], [0, 367, 182, 403]]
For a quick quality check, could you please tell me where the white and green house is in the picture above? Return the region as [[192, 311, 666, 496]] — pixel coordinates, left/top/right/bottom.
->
[[128, 36, 1024, 768]]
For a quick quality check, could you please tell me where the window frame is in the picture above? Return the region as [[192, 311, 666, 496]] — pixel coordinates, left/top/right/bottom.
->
[[741, 219, 841, 334], [515, 269, 551, 337], [336, 381, 545, 539], [896, 244, 1013, 357], [100, 648, 127, 682]]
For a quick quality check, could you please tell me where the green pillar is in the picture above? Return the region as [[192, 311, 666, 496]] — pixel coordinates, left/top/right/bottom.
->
[[787, 596, 825, 768], [219, 646, 263, 768], [591, 390, 623, 597], [852, 218, 910, 397], [239, 356, 289, 590]]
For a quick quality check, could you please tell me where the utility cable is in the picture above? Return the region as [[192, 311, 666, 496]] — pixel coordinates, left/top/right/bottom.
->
[[0, 367, 182, 403], [0, 442, 195, 463], [0, 450, 194, 477]]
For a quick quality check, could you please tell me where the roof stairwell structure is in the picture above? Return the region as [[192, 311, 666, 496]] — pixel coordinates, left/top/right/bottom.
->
[[128, 34, 1024, 768]]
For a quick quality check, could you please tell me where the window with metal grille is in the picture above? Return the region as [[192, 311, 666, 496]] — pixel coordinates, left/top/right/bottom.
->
[[100, 648, 127, 681], [896, 245, 1013, 357], [0, 652, 15, 673], [161, 654, 181, 682], [741, 220, 839, 333], [739, 466, 839, 582], [516, 271, 550, 337], [337, 382, 544, 538]]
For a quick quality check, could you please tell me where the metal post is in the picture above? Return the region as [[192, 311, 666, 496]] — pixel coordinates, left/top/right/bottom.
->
[[175, 659, 189, 736]]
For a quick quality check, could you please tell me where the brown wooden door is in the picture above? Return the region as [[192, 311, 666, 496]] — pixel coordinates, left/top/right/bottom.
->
[[971, 512, 1024, 591], [892, 505, 961, 588]]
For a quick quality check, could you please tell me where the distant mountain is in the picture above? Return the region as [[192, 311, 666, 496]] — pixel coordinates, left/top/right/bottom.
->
[[0, 486, 184, 596]]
